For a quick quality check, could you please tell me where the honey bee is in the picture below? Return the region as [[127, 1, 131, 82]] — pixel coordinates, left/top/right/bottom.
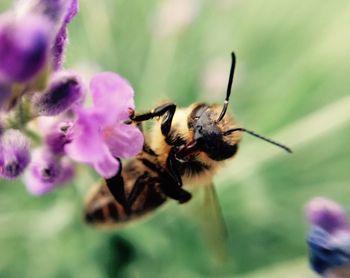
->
[[84, 52, 291, 228]]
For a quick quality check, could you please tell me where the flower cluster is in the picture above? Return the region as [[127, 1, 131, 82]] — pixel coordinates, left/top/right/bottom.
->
[[0, 0, 143, 195], [306, 197, 350, 277]]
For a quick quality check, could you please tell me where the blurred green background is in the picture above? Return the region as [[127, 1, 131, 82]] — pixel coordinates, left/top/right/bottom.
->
[[1, 0, 350, 277]]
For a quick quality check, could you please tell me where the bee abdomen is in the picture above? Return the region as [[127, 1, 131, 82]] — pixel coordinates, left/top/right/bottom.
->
[[84, 178, 168, 227], [85, 201, 122, 225], [84, 184, 127, 225]]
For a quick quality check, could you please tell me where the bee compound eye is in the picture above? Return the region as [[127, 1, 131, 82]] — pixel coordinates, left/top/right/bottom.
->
[[207, 143, 238, 161]]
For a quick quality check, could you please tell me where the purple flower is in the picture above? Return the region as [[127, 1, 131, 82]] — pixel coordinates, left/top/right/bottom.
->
[[23, 0, 71, 24], [52, 0, 79, 70], [0, 81, 11, 109], [33, 71, 84, 116], [45, 121, 73, 155], [0, 14, 51, 82], [65, 72, 144, 178], [23, 148, 74, 195], [19, 0, 78, 70], [0, 129, 31, 179], [306, 197, 350, 276], [307, 197, 348, 233]]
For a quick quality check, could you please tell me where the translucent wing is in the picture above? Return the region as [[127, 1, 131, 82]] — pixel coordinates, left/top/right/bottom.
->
[[183, 182, 230, 263]]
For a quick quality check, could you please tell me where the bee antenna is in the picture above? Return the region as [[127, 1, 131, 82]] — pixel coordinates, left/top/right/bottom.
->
[[217, 52, 236, 122], [224, 128, 292, 153]]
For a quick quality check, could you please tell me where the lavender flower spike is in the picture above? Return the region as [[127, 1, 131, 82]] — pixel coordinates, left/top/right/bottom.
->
[[65, 72, 144, 178], [0, 14, 51, 82], [0, 129, 31, 179], [23, 148, 74, 195], [306, 197, 350, 277], [33, 71, 84, 116]]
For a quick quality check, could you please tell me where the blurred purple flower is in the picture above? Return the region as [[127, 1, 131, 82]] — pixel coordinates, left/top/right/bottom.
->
[[65, 72, 144, 178], [0, 81, 11, 109], [306, 197, 350, 276], [0, 14, 51, 82], [307, 197, 348, 233], [0, 129, 31, 179], [23, 148, 74, 195], [52, 0, 79, 70], [33, 71, 84, 116], [34, 0, 70, 23], [45, 121, 73, 155]]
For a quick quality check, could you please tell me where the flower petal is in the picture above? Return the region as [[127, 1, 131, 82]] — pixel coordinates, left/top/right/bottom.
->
[[306, 197, 348, 233], [90, 72, 135, 125], [23, 149, 60, 195], [64, 108, 120, 178], [23, 148, 74, 195], [64, 108, 105, 162], [93, 153, 120, 179], [0, 129, 31, 179], [103, 123, 144, 158], [44, 121, 73, 155], [56, 157, 74, 185], [308, 227, 350, 275]]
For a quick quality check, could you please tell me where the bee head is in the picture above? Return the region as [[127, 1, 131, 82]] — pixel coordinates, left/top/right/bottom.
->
[[188, 104, 241, 161], [176, 52, 292, 161]]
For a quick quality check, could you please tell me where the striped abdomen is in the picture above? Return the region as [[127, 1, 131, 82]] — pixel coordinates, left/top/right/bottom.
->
[[84, 157, 167, 227]]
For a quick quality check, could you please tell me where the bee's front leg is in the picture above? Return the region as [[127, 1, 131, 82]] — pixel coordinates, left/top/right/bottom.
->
[[130, 103, 176, 137]]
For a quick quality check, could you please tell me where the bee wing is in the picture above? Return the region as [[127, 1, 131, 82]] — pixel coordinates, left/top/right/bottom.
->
[[183, 182, 229, 263]]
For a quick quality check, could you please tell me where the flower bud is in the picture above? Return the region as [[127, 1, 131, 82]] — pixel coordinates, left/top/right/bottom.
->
[[33, 71, 84, 116], [0, 129, 31, 179], [52, 0, 79, 70], [0, 14, 51, 82], [16, 0, 69, 25]]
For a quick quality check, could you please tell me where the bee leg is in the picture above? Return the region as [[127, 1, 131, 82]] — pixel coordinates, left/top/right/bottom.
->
[[130, 103, 176, 136], [160, 183, 192, 204], [141, 157, 191, 203], [166, 149, 182, 187], [125, 173, 148, 209], [164, 150, 192, 204], [105, 159, 130, 213]]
